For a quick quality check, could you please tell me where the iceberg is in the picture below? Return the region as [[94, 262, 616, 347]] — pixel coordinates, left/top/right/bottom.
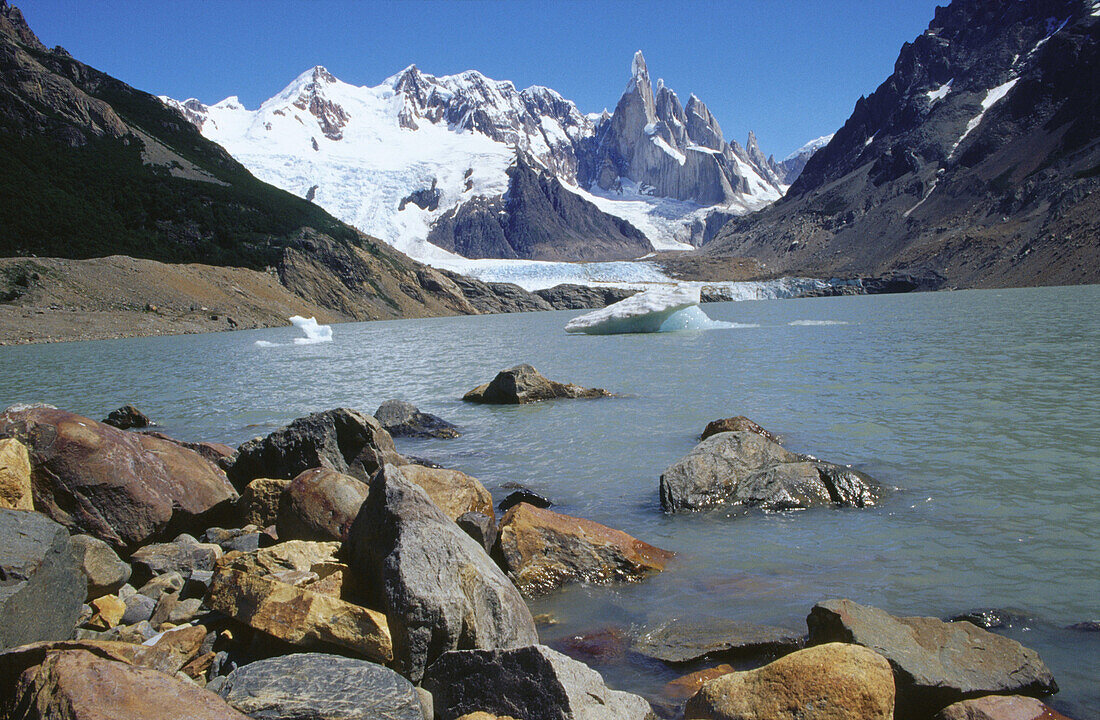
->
[[255, 315, 333, 347], [565, 285, 705, 335]]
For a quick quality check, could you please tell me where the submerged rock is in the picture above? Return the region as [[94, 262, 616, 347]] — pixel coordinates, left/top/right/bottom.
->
[[423, 645, 653, 720], [660, 431, 879, 513], [497, 502, 673, 596], [632, 617, 804, 665], [228, 407, 403, 487], [345, 464, 537, 682], [219, 652, 423, 720], [684, 642, 895, 720], [463, 364, 610, 404], [0, 407, 238, 550], [0, 508, 86, 649], [497, 487, 553, 513], [700, 416, 779, 443], [102, 404, 154, 429], [375, 399, 460, 438], [807, 599, 1058, 718], [276, 467, 370, 542]]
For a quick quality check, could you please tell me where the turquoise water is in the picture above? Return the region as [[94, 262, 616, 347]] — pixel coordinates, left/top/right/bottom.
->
[[1, 285, 1097, 717]]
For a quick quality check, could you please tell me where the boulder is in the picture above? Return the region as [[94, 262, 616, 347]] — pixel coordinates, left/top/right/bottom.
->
[[631, 617, 804, 664], [0, 407, 238, 550], [0, 437, 33, 510], [423, 645, 653, 720], [934, 695, 1072, 720], [227, 407, 404, 487], [219, 652, 423, 720], [276, 468, 370, 542], [70, 533, 131, 599], [219, 539, 341, 578], [497, 503, 673, 596], [345, 464, 537, 682], [137, 571, 185, 602], [129, 533, 222, 587], [700, 417, 779, 443], [401, 464, 495, 521], [0, 508, 85, 648], [376, 399, 461, 438], [122, 593, 156, 625], [102, 404, 154, 429], [457, 512, 497, 553], [141, 431, 236, 469], [1, 648, 248, 720], [807, 599, 1058, 718], [463, 365, 611, 404], [203, 527, 272, 554], [206, 551, 391, 663], [238, 477, 292, 527], [660, 431, 878, 513], [684, 642, 895, 720], [498, 488, 553, 512]]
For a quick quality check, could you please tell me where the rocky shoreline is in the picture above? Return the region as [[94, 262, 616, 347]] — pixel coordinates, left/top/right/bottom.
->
[[0, 366, 1079, 720]]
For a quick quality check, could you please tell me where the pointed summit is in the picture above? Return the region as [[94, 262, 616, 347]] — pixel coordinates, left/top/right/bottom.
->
[[627, 50, 652, 96]]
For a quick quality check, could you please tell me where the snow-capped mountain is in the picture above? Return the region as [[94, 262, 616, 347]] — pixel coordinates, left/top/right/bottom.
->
[[776, 133, 835, 184], [163, 53, 792, 265]]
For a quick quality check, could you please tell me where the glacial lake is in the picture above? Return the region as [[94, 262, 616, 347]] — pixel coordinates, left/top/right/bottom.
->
[[1, 284, 1097, 717]]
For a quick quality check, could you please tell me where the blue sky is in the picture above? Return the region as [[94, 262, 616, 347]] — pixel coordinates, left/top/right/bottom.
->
[[20, 0, 943, 158]]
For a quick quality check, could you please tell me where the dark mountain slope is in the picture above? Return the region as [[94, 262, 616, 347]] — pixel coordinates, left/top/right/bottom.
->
[[427, 153, 653, 261], [0, 1, 550, 322], [702, 0, 1100, 288]]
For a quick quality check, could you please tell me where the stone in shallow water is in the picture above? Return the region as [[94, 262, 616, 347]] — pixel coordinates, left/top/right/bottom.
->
[[463, 364, 610, 404], [497, 502, 673, 597], [631, 617, 804, 664], [660, 430, 879, 513], [807, 599, 1058, 718], [375, 399, 460, 438], [102, 404, 154, 429], [219, 652, 423, 720]]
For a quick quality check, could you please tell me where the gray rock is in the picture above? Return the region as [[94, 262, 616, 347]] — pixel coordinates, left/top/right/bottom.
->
[[807, 599, 1058, 718], [456, 511, 497, 553], [423, 645, 654, 720], [659, 431, 879, 513], [228, 407, 404, 487], [631, 617, 804, 664], [463, 365, 610, 404], [219, 652, 423, 720], [137, 571, 184, 601], [375, 400, 460, 439], [0, 508, 85, 648], [276, 467, 370, 542], [345, 464, 537, 682], [129, 534, 221, 587], [121, 592, 155, 625], [183, 569, 213, 599], [70, 534, 131, 600]]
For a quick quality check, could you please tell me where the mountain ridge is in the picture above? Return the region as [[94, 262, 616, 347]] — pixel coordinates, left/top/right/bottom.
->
[[697, 0, 1100, 288]]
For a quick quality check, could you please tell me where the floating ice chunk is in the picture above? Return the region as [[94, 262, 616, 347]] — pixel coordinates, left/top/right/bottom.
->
[[255, 316, 333, 346], [565, 285, 702, 334], [290, 315, 333, 344], [789, 320, 849, 326], [659, 306, 755, 331]]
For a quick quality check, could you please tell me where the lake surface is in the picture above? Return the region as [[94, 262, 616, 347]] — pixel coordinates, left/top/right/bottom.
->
[[2, 285, 1097, 717]]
